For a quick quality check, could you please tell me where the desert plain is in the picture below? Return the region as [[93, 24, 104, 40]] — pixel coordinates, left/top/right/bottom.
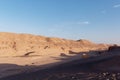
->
[[0, 32, 120, 80]]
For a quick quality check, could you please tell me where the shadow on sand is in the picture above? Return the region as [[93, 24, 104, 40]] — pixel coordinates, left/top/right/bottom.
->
[[0, 49, 120, 80]]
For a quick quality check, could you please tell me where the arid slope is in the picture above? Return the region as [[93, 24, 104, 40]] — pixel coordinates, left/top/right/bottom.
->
[[0, 32, 108, 57]]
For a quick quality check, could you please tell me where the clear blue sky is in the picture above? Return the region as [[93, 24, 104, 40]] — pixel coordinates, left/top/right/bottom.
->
[[0, 0, 120, 44]]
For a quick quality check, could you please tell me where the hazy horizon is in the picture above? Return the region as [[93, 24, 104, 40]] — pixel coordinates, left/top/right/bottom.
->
[[0, 0, 120, 44]]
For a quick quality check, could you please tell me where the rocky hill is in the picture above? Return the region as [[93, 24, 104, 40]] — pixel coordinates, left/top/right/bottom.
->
[[0, 32, 109, 57]]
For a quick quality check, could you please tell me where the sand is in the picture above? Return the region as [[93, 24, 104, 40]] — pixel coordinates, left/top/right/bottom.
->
[[0, 32, 110, 79], [0, 52, 84, 78], [0, 53, 119, 80]]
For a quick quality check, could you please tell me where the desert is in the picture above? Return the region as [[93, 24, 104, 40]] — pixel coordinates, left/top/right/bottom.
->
[[0, 0, 120, 80], [0, 32, 120, 80]]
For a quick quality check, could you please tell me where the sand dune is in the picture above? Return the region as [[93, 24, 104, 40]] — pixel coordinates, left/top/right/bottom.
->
[[0, 32, 109, 66], [0, 32, 109, 57], [0, 32, 111, 78]]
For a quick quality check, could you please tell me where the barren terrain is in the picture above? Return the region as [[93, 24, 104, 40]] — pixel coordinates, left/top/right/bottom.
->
[[0, 32, 111, 79]]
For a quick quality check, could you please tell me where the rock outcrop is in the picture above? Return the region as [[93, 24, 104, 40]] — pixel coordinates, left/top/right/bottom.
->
[[0, 32, 109, 56]]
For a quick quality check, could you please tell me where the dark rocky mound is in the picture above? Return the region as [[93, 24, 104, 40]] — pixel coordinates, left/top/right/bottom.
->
[[108, 45, 120, 52]]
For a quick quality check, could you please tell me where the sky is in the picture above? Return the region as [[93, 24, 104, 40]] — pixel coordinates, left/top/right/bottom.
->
[[0, 0, 120, 44]]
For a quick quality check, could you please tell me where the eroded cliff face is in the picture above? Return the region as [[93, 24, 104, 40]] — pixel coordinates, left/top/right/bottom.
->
[[0, 32, 109, 56]]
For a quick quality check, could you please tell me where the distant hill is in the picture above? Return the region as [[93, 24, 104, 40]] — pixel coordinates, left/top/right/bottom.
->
[[0, 32, 109, 56]]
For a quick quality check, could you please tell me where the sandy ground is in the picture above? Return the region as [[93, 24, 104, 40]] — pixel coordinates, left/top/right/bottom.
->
[[0, 54, 118, 80], [0, 50, 119, 79], [0, 52, 85, 78]]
